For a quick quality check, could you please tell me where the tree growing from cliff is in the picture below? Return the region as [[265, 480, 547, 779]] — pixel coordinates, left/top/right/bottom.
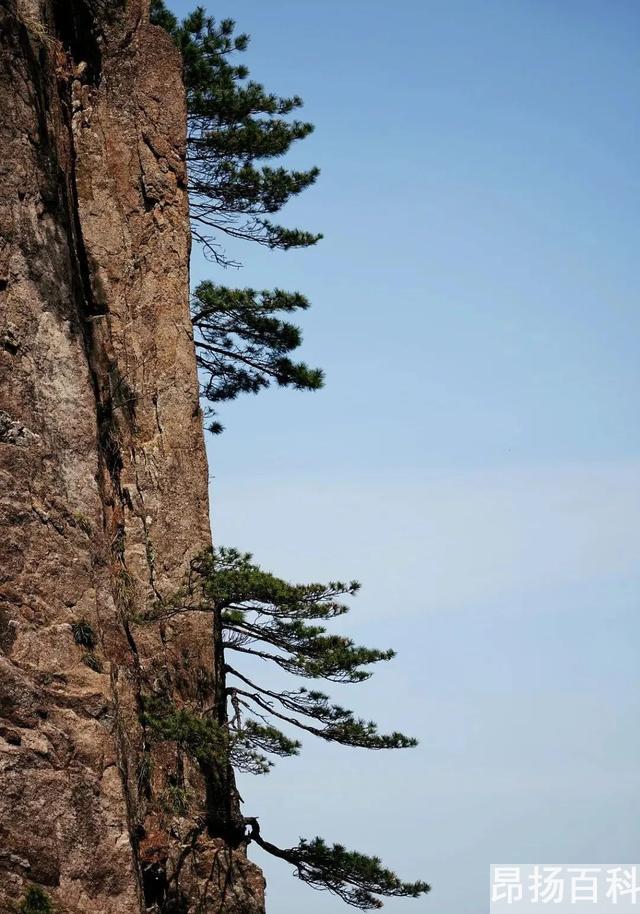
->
[[151, 0, 320, 263], [141, 548, 430, 909], [150, 0, 324, 430], [190, 281, 323, 432]]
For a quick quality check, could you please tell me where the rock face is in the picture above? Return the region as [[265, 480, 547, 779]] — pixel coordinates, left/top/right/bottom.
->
[[0, 1, 265, 910]]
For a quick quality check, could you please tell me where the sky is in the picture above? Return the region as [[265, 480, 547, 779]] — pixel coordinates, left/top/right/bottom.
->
[[168, 2, 640, 912]]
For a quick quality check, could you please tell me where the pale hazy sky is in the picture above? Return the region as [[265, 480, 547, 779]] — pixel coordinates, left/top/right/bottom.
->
[[170, 1, 640, 911]]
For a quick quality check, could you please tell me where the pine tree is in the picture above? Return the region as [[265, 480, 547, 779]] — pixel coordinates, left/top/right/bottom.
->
[[150, 0, 325, 431], [191, 281, 323, 433], [139, 548, 430, 909], [150, 0, 321, 265]]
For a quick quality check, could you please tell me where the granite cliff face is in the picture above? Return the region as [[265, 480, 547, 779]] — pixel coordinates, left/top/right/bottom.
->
[[0, 1, 264, 910]]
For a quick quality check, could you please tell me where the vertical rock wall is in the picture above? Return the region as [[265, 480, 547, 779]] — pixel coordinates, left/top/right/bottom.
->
[[0, 1, 265, 910]]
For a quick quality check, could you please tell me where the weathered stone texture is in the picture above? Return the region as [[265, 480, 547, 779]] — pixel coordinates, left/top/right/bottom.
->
[[0, 1, 264, 910]]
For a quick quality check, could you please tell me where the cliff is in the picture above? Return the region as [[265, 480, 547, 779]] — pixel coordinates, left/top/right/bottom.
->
[[0, 0, 264, 910]]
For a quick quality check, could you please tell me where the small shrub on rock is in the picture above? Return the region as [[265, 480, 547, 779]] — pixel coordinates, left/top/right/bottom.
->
[[71, 618, 97, 650]]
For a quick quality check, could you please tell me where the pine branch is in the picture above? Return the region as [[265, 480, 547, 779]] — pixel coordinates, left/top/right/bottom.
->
[[245, 821, 430, 910], [227, 667, 417, 750], [150, 0, 321, 264], [190, 282, 323, 430]]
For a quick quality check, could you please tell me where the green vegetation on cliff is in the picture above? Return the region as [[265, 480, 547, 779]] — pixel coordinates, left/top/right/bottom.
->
[[150, 0, 323, 432], [141, 547, 430, 909], [19, 887, 53, 914]]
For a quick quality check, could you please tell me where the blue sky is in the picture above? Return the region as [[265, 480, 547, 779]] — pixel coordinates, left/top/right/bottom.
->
[[168, 1, 640, 911]]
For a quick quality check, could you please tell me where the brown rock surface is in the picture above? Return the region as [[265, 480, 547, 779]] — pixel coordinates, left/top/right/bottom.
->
[[0, 1, 265, 910]]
